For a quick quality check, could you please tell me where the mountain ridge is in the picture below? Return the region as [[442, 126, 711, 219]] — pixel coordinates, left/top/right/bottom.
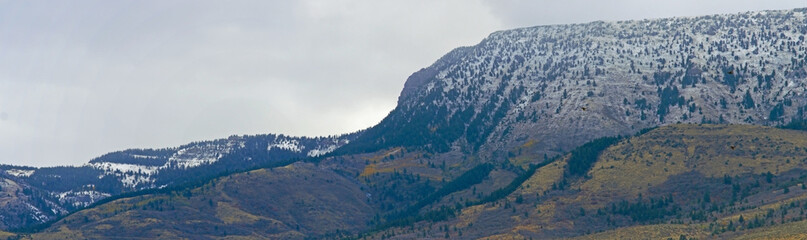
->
[[341, 7, 807, 162]]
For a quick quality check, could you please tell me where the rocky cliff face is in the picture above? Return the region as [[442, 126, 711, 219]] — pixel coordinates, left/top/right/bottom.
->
[[348, 8, 807, 160]]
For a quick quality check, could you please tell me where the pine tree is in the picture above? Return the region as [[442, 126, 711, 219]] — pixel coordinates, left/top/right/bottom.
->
[[742, 90, 755, 109]]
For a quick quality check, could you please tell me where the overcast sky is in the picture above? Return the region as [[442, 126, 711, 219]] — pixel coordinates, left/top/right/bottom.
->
[[1, 0, 804, 167]]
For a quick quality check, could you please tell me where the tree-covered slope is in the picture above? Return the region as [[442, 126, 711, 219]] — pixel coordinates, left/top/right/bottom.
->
[[22, 162, 375, 240], [364, 124, 807, 239]]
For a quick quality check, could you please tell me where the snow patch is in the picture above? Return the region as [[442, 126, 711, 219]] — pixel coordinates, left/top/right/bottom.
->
[[307, 145, 338, 157], [88, 162, 160, 188], [120, 174, 153, 190], [268, 139, 303, 152], [23, 202, 47, 222], [131, 154, 159, 159], [6, 169, 34, 177], [90, 162, 160, 175], [56, 190, 112, 208], [165, 138, 244, 169]]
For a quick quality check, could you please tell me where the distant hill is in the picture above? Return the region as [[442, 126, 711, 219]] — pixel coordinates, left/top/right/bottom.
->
[[0, 132, 358, 230], [23, 163, 374, 239]]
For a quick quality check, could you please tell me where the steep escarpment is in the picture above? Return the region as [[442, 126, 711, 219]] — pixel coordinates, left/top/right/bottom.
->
[[344, 8, 807, 161]]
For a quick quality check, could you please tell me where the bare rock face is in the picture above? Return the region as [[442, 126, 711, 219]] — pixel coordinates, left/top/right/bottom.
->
[[353, 8, 807, 161], [398, 46, 474, 104]]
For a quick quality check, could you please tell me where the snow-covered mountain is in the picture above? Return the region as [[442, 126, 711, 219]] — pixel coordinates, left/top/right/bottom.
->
[[344, 8, 807, 160], [0, 132, 357, 230]]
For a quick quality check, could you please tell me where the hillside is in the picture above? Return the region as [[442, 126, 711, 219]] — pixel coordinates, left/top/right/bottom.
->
[[0, 133, 358, 230], [363, 124, 807, 239], [21, 162, 375, 240]]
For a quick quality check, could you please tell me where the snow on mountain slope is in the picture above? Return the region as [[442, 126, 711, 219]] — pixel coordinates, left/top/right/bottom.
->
[[267, 138, 303, 153], [81, 134, 356, 189], [56, 190, 110, 208], [165, 137, 245, 169], [89, 162, 161, 175], [349, 8, 807, 161], [0, 132, 360, 230], [5, 169, 34, 177]]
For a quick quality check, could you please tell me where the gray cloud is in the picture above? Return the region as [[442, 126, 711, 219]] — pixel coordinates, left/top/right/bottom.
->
[[0, 0, 500, 167], [1, 0, 804, 167]]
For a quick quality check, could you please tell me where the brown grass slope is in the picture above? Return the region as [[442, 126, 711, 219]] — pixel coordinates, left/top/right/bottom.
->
[[364, 124, 807, 239], [25, 162, 376, 240]]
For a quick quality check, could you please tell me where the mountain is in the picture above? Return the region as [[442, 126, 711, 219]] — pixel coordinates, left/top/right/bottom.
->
[[341, 8, 807, 161], [5, 7, 807, 239], [0, 133, 358, 230]]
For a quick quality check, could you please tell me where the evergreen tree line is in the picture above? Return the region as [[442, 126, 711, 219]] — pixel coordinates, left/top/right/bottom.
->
[[604, 194, 679, 223], [364, 157, 558, 237], [566, 136, 624, 177], [386, 163, 494, 221]]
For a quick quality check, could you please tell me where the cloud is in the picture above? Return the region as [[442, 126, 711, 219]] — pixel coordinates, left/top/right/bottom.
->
[[0, 0, 500, 167]]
